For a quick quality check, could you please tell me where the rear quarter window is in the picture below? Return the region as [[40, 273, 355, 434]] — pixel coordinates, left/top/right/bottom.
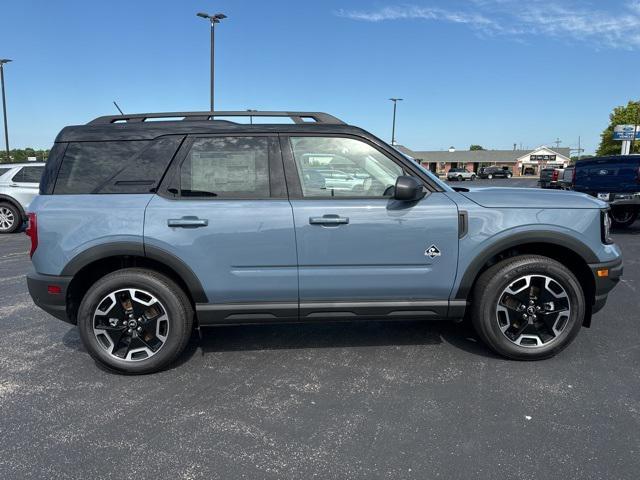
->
[[0, 167, 12, 178], [12, 166, 45, 183], [52, 137, 184, 194]]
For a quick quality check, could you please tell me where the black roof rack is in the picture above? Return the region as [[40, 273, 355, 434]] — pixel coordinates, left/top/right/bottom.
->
[[88, 111, 345, 125]]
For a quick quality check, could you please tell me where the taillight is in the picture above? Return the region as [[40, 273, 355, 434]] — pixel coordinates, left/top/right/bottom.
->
[[552, 170, 559, 181], [25, 212, 38, 257]]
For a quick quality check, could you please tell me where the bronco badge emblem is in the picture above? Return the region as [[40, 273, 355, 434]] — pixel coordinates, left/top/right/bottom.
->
[[425, 245, 441, 258]]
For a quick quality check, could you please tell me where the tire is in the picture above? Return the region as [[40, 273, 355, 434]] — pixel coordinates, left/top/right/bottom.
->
[[77, 268, 193, 374], [470, 255, 585, 360], [457, 175, 463, 182], [506, 173, 512, 178], [0, 202, 21, 234], [487, 174, 493, 179], [470, 175, 476, 181], [610, 208, 637, 229]]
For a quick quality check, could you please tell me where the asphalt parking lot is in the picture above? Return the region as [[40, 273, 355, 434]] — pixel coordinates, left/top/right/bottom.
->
[[1, 178, 639, 479]]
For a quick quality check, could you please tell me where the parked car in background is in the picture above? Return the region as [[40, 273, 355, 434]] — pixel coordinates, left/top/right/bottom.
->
[[559, 166, 575, 190], [446, 167, 476, 181], [539, 167, 558, 189], [573, 155, 640, 228], [0, 162, 45, 233], [478, 166, 512, 179], [27, 110, 621, 373]]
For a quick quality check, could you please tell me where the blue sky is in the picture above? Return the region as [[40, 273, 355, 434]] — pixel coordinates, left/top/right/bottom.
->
[[2, 0, 640, 154]]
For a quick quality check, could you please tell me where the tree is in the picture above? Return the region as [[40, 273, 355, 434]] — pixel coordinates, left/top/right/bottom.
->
[[596, 101, 640, 156], [570, 155, 594, 162], [0, 148, 49, 163], [469, 144, 484, 151]]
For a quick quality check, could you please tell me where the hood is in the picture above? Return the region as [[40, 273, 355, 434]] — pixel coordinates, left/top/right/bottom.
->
[[459, 187, 607, 209]]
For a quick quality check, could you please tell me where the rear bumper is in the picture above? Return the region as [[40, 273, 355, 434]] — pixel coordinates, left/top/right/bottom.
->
[[589, 258, 623, 314], [26, 269, 73, 324]]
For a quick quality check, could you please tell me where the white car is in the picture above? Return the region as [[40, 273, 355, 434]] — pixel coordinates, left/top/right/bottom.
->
[[446, 167, 476, 181], [0, 162, 45, 233]]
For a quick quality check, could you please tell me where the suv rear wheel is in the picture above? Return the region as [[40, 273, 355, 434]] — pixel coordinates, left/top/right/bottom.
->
[[0, 202, 20, 234], [77, 268, 193, 374], [471, 255, 584, 360]]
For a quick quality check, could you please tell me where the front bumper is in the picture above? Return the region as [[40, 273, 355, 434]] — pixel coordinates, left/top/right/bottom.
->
[[589, 258, 623, 314], [26, 269, 73, 324]]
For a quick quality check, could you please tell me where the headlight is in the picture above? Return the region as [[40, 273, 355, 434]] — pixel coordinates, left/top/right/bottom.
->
[[601, 210, 612, 244]]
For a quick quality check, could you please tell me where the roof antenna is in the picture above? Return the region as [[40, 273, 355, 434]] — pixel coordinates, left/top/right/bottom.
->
[[113, 101, 125, 115]]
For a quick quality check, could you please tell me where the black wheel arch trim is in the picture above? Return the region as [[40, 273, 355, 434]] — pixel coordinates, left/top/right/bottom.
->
[[60, 241, 208, 303], [453, 231, 600, 300]]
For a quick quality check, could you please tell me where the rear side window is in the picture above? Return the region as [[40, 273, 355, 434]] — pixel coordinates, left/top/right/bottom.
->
[[54, 136, 183, 194], [179, 137, 270, 198], [12, 166, 44, 183], [99, 136, 184, 194], [0, 167, 12, 178]]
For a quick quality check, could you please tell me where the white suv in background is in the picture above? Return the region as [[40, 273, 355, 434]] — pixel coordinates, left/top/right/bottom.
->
[[446, 167, 476, 181], [0, 162, 45, 233]]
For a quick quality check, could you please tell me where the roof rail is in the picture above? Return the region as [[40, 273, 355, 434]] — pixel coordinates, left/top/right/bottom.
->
[[88, 111, 345, 125]]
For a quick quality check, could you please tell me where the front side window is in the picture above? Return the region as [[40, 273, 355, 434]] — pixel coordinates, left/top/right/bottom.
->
[[180, 136, 270, 198], [290, 137, 403, 197]]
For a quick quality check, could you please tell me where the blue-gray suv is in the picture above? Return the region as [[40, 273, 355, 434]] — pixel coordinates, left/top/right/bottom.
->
[[26, 111, 623, 373]]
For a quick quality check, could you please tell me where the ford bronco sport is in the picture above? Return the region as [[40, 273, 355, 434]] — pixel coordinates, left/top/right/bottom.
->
[[26, 111, 622, 373]]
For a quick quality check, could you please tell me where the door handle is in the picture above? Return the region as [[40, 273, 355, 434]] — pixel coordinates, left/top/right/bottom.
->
[[167, 217, 208, 228], [309, 215, 349, 225]]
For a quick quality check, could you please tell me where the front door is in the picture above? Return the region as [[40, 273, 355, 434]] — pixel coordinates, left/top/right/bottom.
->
[[283, 135, 460, 320], [144, 135, 298, 324]]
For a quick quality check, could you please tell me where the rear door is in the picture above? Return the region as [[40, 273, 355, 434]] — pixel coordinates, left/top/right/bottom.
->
[[144, 134, 298, 323], [9, 165, 44, 208], [282, 134, 459, 320]]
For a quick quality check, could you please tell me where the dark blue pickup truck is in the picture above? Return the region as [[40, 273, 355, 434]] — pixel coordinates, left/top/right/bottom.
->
[[574, 155, 640, 227]]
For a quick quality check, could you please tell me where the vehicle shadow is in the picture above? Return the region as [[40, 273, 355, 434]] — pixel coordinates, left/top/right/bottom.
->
[[611, 223, 640, 236], [61, 317, 499, 374], [173, 318, 499, 368]]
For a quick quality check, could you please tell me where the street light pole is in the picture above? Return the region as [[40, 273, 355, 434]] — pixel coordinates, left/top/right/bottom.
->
[[0, 59, 11, 163], [389, 98, 403, 145], [197, 12, 227, 112]]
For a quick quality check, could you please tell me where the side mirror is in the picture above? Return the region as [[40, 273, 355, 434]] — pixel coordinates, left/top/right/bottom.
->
[[393, 175, 425, 202]]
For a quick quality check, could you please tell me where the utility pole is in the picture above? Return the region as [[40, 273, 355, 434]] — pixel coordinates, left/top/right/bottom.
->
[[0, 59, 11, 163], [389, 98, 403, 145], [197, 12, 227, 111], [554, 137, 562, 149], [571, 136, 584, 162]]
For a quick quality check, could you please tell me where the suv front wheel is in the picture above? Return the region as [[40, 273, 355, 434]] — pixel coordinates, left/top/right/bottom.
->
[[471, 255, 584, 360], [78, 268, 193, 374]]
